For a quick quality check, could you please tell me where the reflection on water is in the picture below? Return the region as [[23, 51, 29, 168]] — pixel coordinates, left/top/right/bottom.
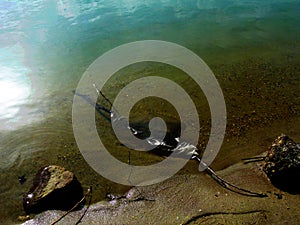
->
[[0, 43, 33, 130]]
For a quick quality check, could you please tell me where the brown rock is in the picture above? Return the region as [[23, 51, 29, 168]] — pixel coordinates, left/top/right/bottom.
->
[[263, 134, 300, 194], [23, 165, 84, 214]]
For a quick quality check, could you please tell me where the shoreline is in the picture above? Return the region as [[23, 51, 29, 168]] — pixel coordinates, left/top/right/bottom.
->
[[0, 53, 299, 224], [22, 153, 300, 225]]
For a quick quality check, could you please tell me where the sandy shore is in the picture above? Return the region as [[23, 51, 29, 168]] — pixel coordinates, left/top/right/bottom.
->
[[22, 157, 300, 225], [0, 53, 299, 224]]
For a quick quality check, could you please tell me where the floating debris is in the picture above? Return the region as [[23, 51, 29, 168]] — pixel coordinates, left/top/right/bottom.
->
[[263, 134, 300, 194]]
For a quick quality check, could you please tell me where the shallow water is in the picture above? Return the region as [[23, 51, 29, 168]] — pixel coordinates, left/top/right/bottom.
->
[[0, 0, 299, 224]]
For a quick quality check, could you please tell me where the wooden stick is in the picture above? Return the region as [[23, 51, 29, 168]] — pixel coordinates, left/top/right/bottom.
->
[[205, 166, 267, 197], [75, 186, 93, 225], [50, 187, 92, 225], [90, 89, 267, 198], [193, 156, 267, 197], [242, 156, 266, 164]]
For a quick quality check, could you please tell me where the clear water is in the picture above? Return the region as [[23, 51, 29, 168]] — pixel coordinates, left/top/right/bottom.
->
[[0, 0, 299, 223], [0, 0, 299, 131]]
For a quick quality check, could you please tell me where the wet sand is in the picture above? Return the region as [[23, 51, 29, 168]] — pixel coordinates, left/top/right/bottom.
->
[[22, 156, 300, 225], [0, 51, 299, 224]]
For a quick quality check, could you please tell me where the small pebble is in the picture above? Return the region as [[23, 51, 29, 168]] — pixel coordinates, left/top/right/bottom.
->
[[18, 175, 26, 185], [18, 215, 31, 222], [274, 193, 282, 199]]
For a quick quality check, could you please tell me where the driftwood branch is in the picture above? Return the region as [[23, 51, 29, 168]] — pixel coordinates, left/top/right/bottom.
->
[[75, 87, 268, 198], [192, 156, 267, 197]]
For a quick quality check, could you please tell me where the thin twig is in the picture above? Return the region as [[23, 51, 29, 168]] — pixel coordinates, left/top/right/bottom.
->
[[242, 156, 266, 164], [75, 186, 93, 225], [93, 84, 114, 108], [50, 187, 92, 225], [205, 166, 267, 197], [193, 156, 267, 197], [242, 156, 266, 160]]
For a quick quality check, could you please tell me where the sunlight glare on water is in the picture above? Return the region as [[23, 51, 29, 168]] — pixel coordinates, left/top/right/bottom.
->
[[0, 43, 32, 130]]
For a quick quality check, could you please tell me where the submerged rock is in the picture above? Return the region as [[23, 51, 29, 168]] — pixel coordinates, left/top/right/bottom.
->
[[263, 134, 300, 194], [23, 165, 84, 214]]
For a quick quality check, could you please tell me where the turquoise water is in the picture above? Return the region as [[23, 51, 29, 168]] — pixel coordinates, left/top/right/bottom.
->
[[0, 0, 299, 223], [0, 0, 299, 132]]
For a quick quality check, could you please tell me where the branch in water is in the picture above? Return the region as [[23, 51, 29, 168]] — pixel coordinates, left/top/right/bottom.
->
[[84, 88, 268, 198]]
